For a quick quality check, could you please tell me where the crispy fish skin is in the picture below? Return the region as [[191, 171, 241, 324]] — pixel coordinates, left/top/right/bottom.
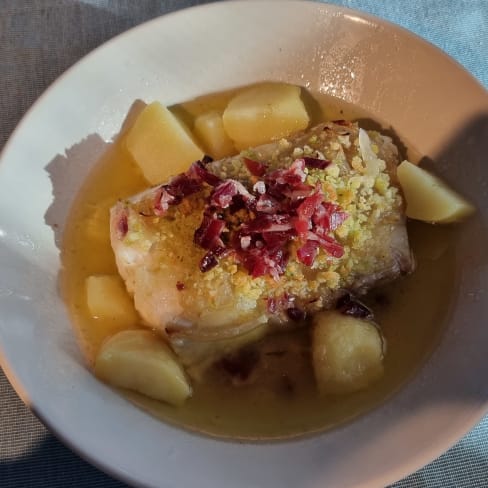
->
[[110, 122, 413, 364]]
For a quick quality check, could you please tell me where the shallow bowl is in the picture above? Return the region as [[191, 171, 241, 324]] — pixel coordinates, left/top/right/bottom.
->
[[0, 1, 487, 487]]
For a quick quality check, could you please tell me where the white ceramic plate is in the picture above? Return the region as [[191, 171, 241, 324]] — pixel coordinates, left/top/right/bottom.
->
[[1, 1, 487, 487]]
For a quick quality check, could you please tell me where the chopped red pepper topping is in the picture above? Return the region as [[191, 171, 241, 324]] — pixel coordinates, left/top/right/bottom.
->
[[116, 212, 129, 239], [296, 239, 320, 266], [152, 155, 347, 278], [244, 157, 267, 177], [303, 157, 331, 169]]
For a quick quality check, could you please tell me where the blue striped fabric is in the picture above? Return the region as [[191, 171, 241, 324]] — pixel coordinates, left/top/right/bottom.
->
[[327, 0, 488, 88]]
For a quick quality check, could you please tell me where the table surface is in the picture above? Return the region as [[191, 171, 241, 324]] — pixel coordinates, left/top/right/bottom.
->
[[1, 1, 487, 487]]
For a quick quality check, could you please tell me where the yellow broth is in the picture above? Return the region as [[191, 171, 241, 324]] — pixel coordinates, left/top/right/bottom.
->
[[61, 89, 457, 439]]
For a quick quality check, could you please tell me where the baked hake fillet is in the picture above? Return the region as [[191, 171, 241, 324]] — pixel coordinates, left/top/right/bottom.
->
[[110, 121, 414, 367]]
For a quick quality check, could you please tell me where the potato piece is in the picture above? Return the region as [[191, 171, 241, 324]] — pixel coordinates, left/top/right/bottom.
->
[[86, 275, 138, 327], [193, 111, 236, 159], [312, 311, 384, 394], [222, 83, 310, 150], [397, 160, 475, 223], [95, 330, 191, 406], [126, 102, 204, 184]]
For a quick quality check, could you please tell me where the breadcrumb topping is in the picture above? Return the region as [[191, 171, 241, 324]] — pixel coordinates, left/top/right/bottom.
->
[[121, 121, 404, 325]]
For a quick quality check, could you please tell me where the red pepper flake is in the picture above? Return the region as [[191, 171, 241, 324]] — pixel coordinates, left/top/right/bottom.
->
[[239, 246, 288, 279], [200, 251, 219, 272], [303, 157, 331, 169], [296, 239, 319, 266], [116, 213, 129, 239], [176, 281, 185, 291], [210, 179, 255, 209], [199, 245, 227, 273], [154, 186, 176, 215], [194, 213, 226, 250], [312, 201, 348, 232], [282, 182, 314, 201], [256, 193, 280, 213], [313, 233, 345, 258], [297, 190, 323, 222], [189, 160, 221, 186], [293, 217, 309, 240], [266, 158, 306, 186], [244, 157, 267, 177]]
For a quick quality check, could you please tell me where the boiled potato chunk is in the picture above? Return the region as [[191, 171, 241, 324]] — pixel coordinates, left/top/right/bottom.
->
[[126, 102, 204, 184], [95, 330, 191, 406], [397, 160, 475, 223], [312, 311, 384, 394], [193, 111, 236, 159], [222, 83, 310, 150], [86, 275, 138, 327]]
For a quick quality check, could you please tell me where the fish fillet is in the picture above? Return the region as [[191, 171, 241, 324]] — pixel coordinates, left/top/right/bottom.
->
[[110, 121, 413, 366]]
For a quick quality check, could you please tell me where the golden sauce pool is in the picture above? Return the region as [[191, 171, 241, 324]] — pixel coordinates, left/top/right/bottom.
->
[[61, 89, 457, 439]]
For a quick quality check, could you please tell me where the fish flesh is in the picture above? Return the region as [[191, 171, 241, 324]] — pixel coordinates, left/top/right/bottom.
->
[[110, 121, 413, 367]]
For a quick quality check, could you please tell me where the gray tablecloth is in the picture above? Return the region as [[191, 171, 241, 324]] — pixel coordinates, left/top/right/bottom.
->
[[1, 1, 487, 487]]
